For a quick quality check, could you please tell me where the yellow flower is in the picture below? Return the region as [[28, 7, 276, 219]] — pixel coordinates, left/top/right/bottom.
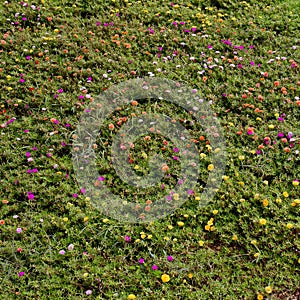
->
[[177, 221, 184, 227], [135, 239, 140, 243], [128, 294, 136, 300], [164, 237, 169, 241], [207, 164, 214, 171], [210, 226, 215, 231], [6, 75, 11, 80], [199, 240, 204, 246], [292, 180, 299, 186], [83, 216, 89, 222], [298, 258, 300, 264], [213, 210, 218, 215], [251, 240, 257, 245], [141, 234, 146, 239], [222, 175, 229, 181], [259, 219, 267, 225], [83, 272, 89, 277], [232, 235, 238, 241], [187, 273, 193, 278], [268, 124, 274, 129], [200, 153, 206, 159], [263, 180, 268, 185], [63, 217, 68, 222], [134, 165, 140, 170], [239, 155, 245, 160], [286, 223, 293, 229], [265, 286, 272, 294], [205, 225, 210, 231], [254, 194, 260, 199], [207, 218, 214, 226], [103, 218, 109, 223], [254, 253, 259, 258], [195, 196, 201, 201], [167, 225, 173, 230], [173, 193, 179, 200], [147, 235, 152, 239], [183, 214, 189, 218], [257, 294, 263, 300], [275, 198, 282, 203], [161, 274, 170, 283], [173, 238, 177, 242], [262, 199, 268, 207], [282, 191, 289, 198]]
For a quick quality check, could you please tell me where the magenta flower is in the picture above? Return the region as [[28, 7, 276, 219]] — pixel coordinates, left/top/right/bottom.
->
[[18, 271, 25, 277], [25, 152, 31, 157], [80, 188, 86, 194], [173, 147, 179, 152], [58, 88, 63, 93], [59, 250, 65, 255], [124, 235, 131, 243], [167, 255, 174, 261], [86, 290, 92, 295], [72, 194, 78, 198], [28, 192, 34, 200], [139, 258, 145, 264], [16, 228, 22, 233], [97, 176, 105, 181], [152, 265, 158, 270], [25, 56, 31, 60]]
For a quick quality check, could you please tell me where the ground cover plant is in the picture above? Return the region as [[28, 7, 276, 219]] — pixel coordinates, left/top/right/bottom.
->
[[0, 0, 299, 299]]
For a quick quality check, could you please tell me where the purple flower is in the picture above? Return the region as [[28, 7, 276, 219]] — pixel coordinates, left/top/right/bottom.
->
[[250, 61, 255, 66], [138, 258, 145, 264], [86, 290, 92, 295], [188, 190, 194, 195], [25, 56, 31, 60], [148, 28, 154, 34], [278, 132, 284, 138], [72, 194, 78, 198], [28, 192, 34, 200], [180, 21, 185, 25], [152, 265, 158, 270], [207, 44, 213, 49], [16, 228, 22, 233], [167, 255, 174, 261], [103, 23, 109, 27], [59, 250, 65, 255], [19, 78, 25, 83], [173, 147, 179, 152], [53, 94, 58, 99], [256, 150, 261, 155], [237, 64, 243, 68], [173, 156, 179, 160], [278, 117, 284, 122], [96, 22, 101, 26], [178, 179, 184, 185], [80, 188, 86, 194], [25, 152, 31, 157], [18, 271, 25, 277], [58, 88, 63, 93], [287, 132, 293, 140], [124, 235, 131, 243], [97, 176, 105, 181]]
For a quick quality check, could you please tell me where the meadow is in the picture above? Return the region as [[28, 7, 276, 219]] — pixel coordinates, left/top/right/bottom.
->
[[0, 0, 299, 299]]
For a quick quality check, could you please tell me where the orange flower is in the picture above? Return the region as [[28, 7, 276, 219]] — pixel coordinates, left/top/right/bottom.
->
[[108, 123, 114, 130], [145, 205, 151, 211], [199, 136, 205, 141], [274, 81, 280, 86], [0, 220, 5, 225], [131, 100, 138, 106], [161, 164, 169, 172]]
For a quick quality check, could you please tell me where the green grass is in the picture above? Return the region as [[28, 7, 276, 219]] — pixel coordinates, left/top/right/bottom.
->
[[0, 0, 299, 299]]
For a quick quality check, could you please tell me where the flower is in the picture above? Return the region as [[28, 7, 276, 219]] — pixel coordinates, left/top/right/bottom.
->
[[265, 286, 272, 294], [282, 191, 289, 198], [138, 258, 145, 264], [128, 295, 136, 300], [177, 221, 184, 227], [207, 164, 214, 171], [167, 255, 174, 261], [86, 290, 92, 295], [68, 244, 74, 251], [124, 235, 131, 243], [18, 271, 25, 277], [161, 274, 170, 283], [16, 228, 22, 233], [199, 240, 204, 246], [152, 265, 158, 270], [286, 223, 293, 229], [59, 250, 65, 255], [259, 219, 267, 225]]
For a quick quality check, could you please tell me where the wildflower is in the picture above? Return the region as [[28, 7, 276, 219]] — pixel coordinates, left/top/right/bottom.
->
[[68, 244, 74, 251], [59, 250, 65, 255], [161, 274, 170, 283], [292, 180, 299, 186], [286, 223, 293, 229], [282, 191, 289, 198], [86, 290, 92, 295], [265, 286, 272, 294], [138, 258, 144, 264], [207, 164, 214, 171], [199, 240, 204, 246], [232, 235, 238, 240], [16, 228, 22, 233], [257, 294, 263, 300], [177, 221, 184, 227], [259, 219, 267, 225], [152, 265, 158, 270], [128, 294, 136, 300], [124, 235, 131, 243], [167, 255, 174, 261], [18, 271, 25, 277]]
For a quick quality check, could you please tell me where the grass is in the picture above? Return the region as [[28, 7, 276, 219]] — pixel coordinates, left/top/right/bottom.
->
[[0, 0, 299, 299]]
